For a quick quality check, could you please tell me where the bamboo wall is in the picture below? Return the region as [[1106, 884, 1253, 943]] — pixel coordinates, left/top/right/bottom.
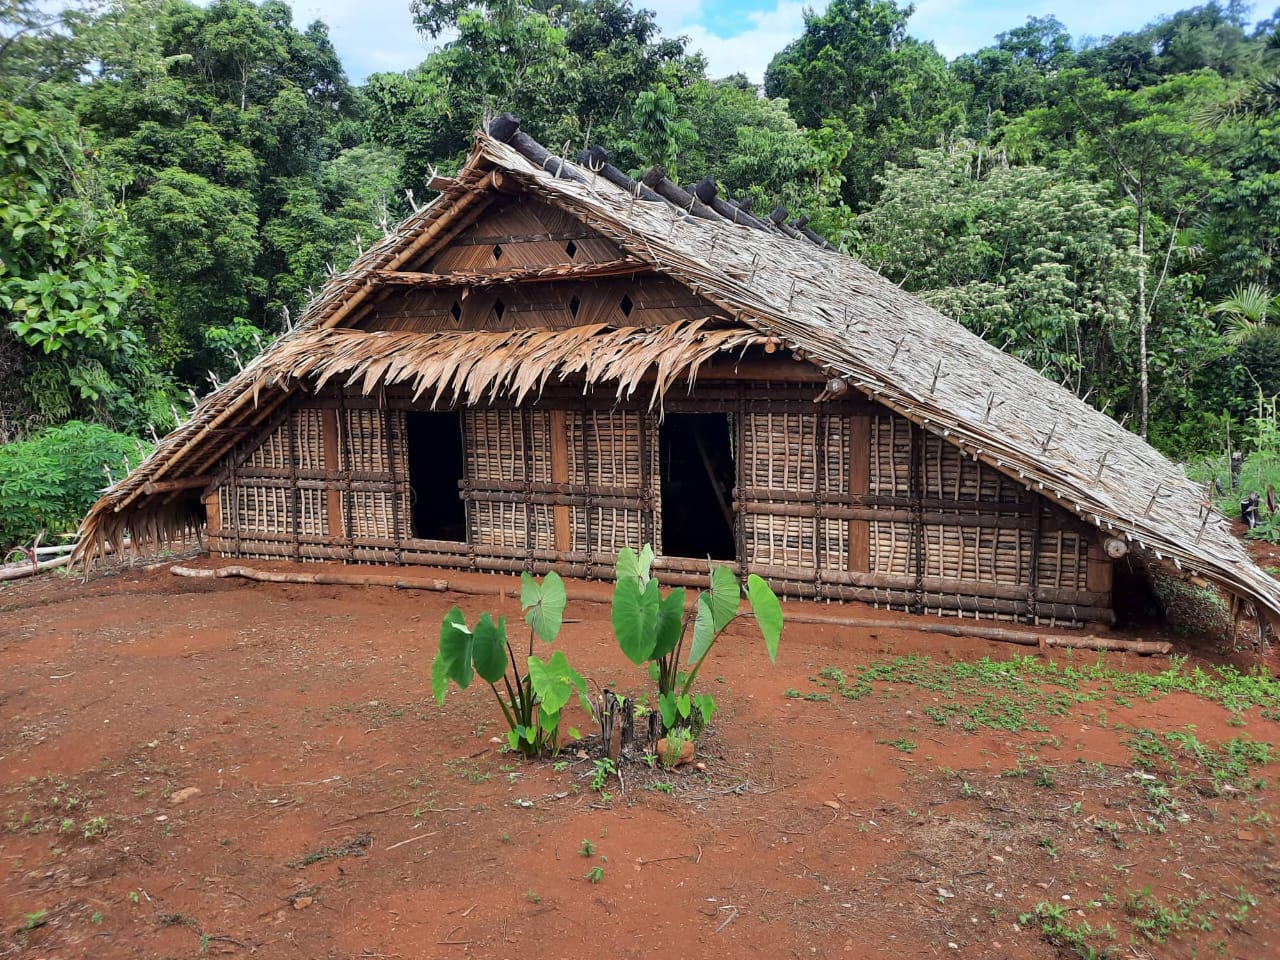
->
[[205, 383, 1111, 624]]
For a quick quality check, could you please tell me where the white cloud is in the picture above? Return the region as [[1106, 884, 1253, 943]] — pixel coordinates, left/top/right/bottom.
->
[[668, 1, 808, 84]]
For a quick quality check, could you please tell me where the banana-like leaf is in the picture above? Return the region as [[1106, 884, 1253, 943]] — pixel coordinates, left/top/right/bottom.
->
[[521, 570, 566, 643], [651, 586, 687, 659], [746, 574, 783, 663], [470, 612, 509, 685], [707, 565, 741, 632], [527, 650, 589, 716], [612, 575, 660, 664]]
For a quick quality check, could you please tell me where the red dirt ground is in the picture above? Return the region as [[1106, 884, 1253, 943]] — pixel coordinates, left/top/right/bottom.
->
[[1, 557, 1278, 959]]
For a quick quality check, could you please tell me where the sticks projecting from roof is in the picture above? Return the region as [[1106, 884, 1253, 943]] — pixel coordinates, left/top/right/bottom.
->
[[487, 113, 834, 251]]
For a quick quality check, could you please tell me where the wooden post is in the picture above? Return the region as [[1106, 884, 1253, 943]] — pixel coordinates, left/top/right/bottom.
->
[[1086, 542, 1113, 597], [847, 415, 870, 573], [204, 491, 222, 556], [550, 409, 571, 554]]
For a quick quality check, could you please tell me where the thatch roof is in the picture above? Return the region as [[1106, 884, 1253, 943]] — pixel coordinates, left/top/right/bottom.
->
[[76, 119, 1280, 628]]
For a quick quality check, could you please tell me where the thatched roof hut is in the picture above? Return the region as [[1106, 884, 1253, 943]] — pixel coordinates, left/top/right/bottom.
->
[[76, 116, 1280, 632]]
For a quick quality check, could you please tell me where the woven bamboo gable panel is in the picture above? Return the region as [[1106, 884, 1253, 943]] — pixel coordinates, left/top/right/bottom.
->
[[422, 197, 623, 273], [359, 276, 719, 333]]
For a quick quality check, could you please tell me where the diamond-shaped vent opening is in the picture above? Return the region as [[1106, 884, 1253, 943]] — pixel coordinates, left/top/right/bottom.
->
[[492, 244, 504, 262], [619, 293, 634, 317], [493, 298, 506, 321], [569, 294, 581, 318], [564, 239, 578, 258], [450, 300, 462, 322]]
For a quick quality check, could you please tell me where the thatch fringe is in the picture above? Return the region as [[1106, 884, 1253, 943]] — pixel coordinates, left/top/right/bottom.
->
[[255, 321, 764, 409]]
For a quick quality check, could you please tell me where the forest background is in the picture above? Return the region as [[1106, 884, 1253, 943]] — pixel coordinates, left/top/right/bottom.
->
[[2, 0, 1279, 547]]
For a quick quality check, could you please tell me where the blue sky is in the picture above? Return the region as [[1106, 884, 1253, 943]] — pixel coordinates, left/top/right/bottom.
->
[[289, 1, 1269, 84]]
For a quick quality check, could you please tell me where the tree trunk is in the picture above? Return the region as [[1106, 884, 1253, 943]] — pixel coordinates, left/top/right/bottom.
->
[[1136, 196, 1149, 439]]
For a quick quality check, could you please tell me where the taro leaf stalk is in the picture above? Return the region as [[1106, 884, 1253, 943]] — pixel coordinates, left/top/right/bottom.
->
[[610, 545, 783, 734], [432, 571, 589, 758]]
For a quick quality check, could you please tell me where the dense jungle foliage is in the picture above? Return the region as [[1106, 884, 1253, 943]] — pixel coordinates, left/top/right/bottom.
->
[[1, 0, 1279, 545]]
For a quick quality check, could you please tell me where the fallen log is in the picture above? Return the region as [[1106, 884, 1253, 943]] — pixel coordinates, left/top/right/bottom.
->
[[0, 554, 72, 582], [783, 613, 1172, 656]]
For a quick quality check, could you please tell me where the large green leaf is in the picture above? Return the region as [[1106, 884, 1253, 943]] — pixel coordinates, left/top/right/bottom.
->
[[521, 570, 566, 643], [470, 612, 510, 685], [430, 650, 450, 706], [615, 543, 655, 587], [707, 565, 741, 632], [651, 586, 687, 659], [615, 545, 639, 584], [689, 592, 715, 664], [436, 606, 476, 692], [527, 650, 588, 716], [612, 575, 661, 664], [746, 574, 783, 663]]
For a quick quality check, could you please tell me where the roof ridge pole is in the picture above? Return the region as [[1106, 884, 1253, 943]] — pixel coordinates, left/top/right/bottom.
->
[[486, 112, 587, 184]]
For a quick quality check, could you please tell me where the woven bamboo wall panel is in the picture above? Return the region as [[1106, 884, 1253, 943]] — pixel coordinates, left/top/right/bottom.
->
[[743, 412, 818, 492], [869, 520, 914, 575], [244, 408, 326, 472], [298, 487, 328, 536], [1038, 529, 1088, 591], [745, 514, 816, 569], [870, 415, 911, 497], [565, 409, 648, 488], [340, 407, 403, 474], [922, 524, 1032, 585], [468, 500, 555, 550], [222, 485, 290, 536], [464, 409, 554, 483], [919, 431, 1024, 503], [571, 505, 647, 556]]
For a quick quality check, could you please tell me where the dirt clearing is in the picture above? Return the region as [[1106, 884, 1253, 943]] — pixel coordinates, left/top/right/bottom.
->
[[1, 560, 1277, 959]]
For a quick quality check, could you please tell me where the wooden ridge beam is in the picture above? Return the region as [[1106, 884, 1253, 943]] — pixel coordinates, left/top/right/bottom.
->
[[372, 259, 650, 287]]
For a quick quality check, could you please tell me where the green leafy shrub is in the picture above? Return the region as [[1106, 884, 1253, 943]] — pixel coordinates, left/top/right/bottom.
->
[[0, 421, 148, 549], [433, 571, 589, 758], [610, 545, 783, 734]]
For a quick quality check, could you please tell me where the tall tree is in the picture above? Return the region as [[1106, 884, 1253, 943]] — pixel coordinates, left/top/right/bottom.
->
[[763, 0, 960, 207]]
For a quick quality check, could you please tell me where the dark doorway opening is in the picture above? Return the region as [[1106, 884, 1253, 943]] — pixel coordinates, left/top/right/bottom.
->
[[660, 413, 736, 561], [406, 412, 466, 541]]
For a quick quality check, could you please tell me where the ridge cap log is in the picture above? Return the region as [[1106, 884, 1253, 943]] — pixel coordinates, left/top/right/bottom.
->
[[486, 113, 587, 184], [575, 147, 665, 203], [639, 165, 720, 222], [691, 176, 773, 233]]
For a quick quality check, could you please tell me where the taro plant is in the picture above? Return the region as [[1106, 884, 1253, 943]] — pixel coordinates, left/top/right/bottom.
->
[[432, 571, 589, 758], [611, 545, 783, 734]]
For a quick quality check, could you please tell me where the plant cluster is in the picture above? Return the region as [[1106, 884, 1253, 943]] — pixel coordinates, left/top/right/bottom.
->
[[433, 571, 588, 758], [610, 545, 781, 735], [433, 546, 784, 760]]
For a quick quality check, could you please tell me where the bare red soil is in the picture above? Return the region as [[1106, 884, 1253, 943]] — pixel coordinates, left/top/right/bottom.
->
[[1, 559, 1277, 959]]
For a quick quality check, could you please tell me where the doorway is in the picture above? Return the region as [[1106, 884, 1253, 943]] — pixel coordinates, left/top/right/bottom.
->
[[659, 413, 736, 560], [406, 412, 466, 541]]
